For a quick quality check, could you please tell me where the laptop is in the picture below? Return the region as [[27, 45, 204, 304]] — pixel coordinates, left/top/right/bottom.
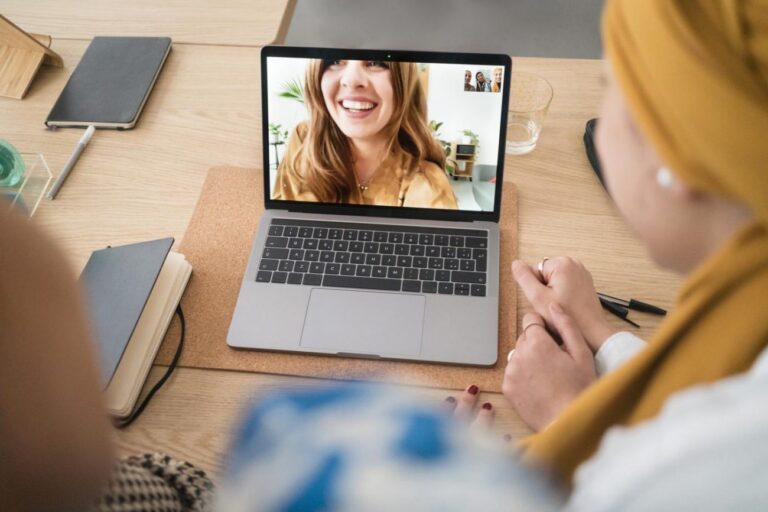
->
[[227, 46, 511, 366]]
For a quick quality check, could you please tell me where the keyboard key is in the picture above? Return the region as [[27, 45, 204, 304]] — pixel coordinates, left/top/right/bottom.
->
[[435, 235, 449, 246], [419, 234, 434, 245], [387, 267, 403, 279], [303, 238, 318, 249], [382, 255, 396, 266], [321, 251, 335, 262], [409, 245, 425, 256], [304, 250, 320, 262], [358, 231, 373, 241], [422, 281, 438, 293], [428, 258, 444, 269], [471, 284, 486, 297], [372, 266, 387, 278], [374, 232, 388, 242], [328, 228, 343, 239], [445, 259, 459, 270], [326, 263, 341, 275], [343, 230, 357, 241], [309, 262, 325, 274], [404, 233, 418, 244], [287, 272, 303, 284], [319, 240, 333, 251], [365, 254, 381, 265], [341, 264, 356, 275], [426, 246, 440, 257], [388, 233, 403, 243], [294, 261, 309, 273], [457, 248, 472, 259], [272, 271, 288, 284], [256, 271, 272, 282], [441, 247, 456, 258], [404, 268, 419, 280], [402, 280, 421, 292], [379, 243, 394, 254], [283, 226, 298, 237], [451, 271, 487, 284], [303, 273, 322, 286], [455, 283, 470, 296], [268, 225, 284, 236], [450, 236, 464, 247], [335, 252, 350, 263], [289, 249, 304, 260], [460, 259, 475, 271], [314, 228, 328, 239], [419, 269, 435, 281], [413, 257, 428, 268], [266, 236, 288, 248], [288, 238, 303, 249], [436, 270, 451, 282], [397, 256, 412, 267], [364, 242, 379, 253], [351, 253, 365, 264], [279, 260, 294, 272], [476, 260, 487, 272], [466, 237, 488, 248], [395, 244, 410, 255], [299, 227, 313, 238], [438, 282, 454, 294], [334, 240, 349, 251], [264, 248, 289, 259], [473, 249, 488, 261], [259, 259, 279, 271], [323, 275, 401, 291], [350, 242, 364, 252], [356, 265, 372, 277]]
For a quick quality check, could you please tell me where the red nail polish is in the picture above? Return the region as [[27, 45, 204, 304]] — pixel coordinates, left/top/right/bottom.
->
[[482, 402, 492, 410], [467, 385, 479, 395]]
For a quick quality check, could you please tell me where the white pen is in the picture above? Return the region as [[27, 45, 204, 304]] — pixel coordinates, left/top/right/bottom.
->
[[47, 125, 96, 200]]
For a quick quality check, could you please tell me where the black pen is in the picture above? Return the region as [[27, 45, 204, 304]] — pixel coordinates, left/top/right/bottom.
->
[[599, 297, 640, 328], [597, 292, 667, 316]]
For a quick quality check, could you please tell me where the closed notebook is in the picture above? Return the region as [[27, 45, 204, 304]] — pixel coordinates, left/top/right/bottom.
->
[[45, 36, 172, 129]]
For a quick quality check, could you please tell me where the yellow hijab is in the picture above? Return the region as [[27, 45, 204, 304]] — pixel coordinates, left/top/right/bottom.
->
[[524, 0, 768, 485]]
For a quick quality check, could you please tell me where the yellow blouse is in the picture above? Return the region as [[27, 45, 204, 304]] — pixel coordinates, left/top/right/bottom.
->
[[272, 124, 458, 209]]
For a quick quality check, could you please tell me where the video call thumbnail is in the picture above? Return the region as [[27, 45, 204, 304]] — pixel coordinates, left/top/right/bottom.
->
[[267, 57, 505, 212]]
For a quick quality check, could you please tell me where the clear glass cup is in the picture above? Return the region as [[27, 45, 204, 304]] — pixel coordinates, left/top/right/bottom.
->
[[505, 72, 553, 155], [1, 152, 52, 217]]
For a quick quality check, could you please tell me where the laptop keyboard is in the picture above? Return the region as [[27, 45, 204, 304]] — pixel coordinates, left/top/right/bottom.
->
[[255, 219, 489, 297]]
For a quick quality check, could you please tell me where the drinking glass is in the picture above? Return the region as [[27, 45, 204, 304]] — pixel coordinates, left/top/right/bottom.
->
[[505, 72, 553, 155]]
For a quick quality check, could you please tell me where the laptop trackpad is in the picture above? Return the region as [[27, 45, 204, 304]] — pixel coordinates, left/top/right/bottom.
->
[[300, 289, 425, 357]]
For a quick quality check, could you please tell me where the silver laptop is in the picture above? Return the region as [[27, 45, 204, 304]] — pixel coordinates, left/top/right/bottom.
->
[[227, 46, 511, 366]]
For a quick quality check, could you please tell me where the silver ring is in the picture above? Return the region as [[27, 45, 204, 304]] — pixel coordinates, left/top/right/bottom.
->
[[507, 349, 516, 362], [523, 322, 546, 335], [537, 257, 550, 279]]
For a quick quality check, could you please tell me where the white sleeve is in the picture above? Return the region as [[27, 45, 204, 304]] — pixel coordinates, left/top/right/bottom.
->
[[593, 332, 646, 376], [564, 353, 768, 512]]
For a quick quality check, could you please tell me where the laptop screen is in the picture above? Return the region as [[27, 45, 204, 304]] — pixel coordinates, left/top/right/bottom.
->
[[263, 49, 509, 216]]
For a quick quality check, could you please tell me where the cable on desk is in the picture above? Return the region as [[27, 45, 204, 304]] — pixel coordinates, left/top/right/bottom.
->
[[114, 305, 185, 429]]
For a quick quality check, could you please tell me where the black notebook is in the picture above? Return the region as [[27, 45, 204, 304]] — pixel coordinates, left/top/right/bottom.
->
[[46, 36, 172, 129], [79, 237, 174, 386]]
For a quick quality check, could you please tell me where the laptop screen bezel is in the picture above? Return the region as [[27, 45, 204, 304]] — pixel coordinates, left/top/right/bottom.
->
[[261, 45, 512, 223]]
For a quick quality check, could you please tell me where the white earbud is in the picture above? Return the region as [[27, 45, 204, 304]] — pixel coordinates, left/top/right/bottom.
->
[[656, 166, 674, 188]]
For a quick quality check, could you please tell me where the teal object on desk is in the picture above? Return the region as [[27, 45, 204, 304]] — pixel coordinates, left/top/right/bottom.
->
[[0, 139, 25, 187]]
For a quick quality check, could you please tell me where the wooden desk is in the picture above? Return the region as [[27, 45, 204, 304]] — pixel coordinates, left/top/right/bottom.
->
[[1, 8, 681, 480]]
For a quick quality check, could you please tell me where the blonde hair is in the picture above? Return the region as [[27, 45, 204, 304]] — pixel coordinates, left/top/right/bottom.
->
[[286, 60, 445, 203], [491, 67, 503, 93]]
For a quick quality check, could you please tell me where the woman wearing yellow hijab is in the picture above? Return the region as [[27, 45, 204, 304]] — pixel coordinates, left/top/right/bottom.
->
[[462, 0, 768, 506]]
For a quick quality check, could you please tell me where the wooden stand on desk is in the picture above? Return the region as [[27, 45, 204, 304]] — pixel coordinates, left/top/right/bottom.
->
[[0, 15, 63, 99], [448, 142, 476, 181]]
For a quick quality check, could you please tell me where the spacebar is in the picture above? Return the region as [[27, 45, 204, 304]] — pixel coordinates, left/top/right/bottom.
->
[[323, 275, 402, 291]]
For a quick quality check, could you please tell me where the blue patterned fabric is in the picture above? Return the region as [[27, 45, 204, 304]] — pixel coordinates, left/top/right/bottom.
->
[[217, 383, 559, 511]]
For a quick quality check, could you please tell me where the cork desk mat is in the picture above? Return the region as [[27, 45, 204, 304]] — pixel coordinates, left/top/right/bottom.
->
[[156, 166, 518, 392]]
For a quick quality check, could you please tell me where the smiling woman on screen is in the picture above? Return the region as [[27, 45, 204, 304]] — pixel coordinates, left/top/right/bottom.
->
[[272, 59, 458, 209]]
